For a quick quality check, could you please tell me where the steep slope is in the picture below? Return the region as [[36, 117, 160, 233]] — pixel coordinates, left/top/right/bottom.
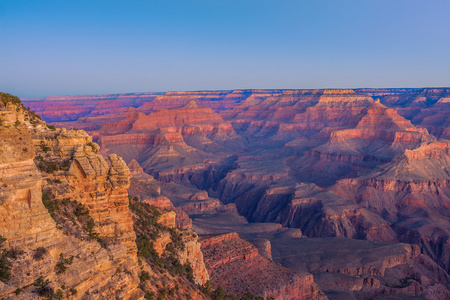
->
[[358, 88, 450, 139], [0, 93, 216, 300], [335, 141, 450, 272], [199, 233, 327, 300], [292, 101, 434, 186], [95, 101, 244, 183], [0, 93, 143, 299], [128, 197, 211, 300], [269, 237, 450, 300], [267, 141, 450, 273]]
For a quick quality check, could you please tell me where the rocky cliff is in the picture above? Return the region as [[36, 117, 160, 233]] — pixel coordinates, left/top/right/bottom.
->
[[91, 101, 244, 184], [268, 236, 450, 300], [0, 93, 143, 299], [199, 232, 327, 300], [0, 93, 213, 300]]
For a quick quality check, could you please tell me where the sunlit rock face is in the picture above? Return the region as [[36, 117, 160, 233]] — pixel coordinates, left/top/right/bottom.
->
[[0, 96, 143, 299], [0, 124, 59, 249]]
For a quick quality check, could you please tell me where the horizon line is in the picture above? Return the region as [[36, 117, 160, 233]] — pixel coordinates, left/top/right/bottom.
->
[[17, 86, 450, 99]]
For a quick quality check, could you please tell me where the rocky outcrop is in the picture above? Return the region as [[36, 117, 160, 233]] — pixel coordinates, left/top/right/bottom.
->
[[269, 236, 450, 300], [200, 232, 327, 299], [126, 160, 210, 286], [89, 101, 245, 187], [32, 128, 138, 258], [128, 196, 210, 293], [291, 101, 435, 186], [0, 125, 60, 249], [0, 95, 143, 299], [249, 238, 273, 260], [179, 234, 209, 285], [359, 88, 450, 139]]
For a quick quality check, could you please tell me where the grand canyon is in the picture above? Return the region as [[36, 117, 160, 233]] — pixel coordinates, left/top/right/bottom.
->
[[0, 88, 449, 299]]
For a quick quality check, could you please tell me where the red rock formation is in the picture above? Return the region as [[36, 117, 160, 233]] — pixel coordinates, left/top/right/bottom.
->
[[358, 88, 450, 139], [91, 101, 244, 186], [290, 101, 435, 186], [269, 236, 450, 300], [200, 232, 327, 299]]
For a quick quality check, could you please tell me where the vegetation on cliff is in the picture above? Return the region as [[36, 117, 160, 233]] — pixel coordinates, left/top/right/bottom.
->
[[41, 189, 106, 246], [0, 93, 143, 299], [129, 196, 196, 298], [0, 92, 22, 106], [0, 92, 44, 126], [0, 235, 23, 284]]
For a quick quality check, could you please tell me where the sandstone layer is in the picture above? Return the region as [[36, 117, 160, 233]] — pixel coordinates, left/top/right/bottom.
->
[[0, 95, 143, 299], [200, 232, 327, 300]]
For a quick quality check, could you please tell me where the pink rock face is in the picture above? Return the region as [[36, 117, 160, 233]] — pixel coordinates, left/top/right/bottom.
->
[[124, 101, 234, 136], [365, 88, 450, 140], [199, 233, 327, 300]]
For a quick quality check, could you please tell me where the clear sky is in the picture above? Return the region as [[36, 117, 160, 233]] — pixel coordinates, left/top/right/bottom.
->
[[1, 0, 449, 97]]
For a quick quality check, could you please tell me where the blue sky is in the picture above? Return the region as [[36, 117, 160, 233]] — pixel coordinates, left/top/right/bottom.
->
[[0, 0, 449, 97]]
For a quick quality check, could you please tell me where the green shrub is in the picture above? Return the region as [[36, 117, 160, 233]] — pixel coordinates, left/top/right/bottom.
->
[[55, 253, 74, 274], [40, 141, 51, 153], [136, 235, 158, 259], [74, 202, 89, 217], [202, 280, 214, 295], [213, 286, 227, 300], [61, 159, 70, 169], [144, 290, 155, 300], [0, 252, 12, 283], [42, 191, 57, 219], [33, 276, 54, 297], [36, 156, 70, 174], [0, 235, 22, 283], [87, 142, 98, 153], [0, 93, 22, 106], [14, 288, 22, 295], [55, 289, 64, 299], [140, 271, 151, 282], [83, 217, 100, 240], [169, 228, 185, 251]]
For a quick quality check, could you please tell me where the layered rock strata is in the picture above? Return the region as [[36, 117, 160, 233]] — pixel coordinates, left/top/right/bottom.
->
[[200, 232, 327, 300], [0, 96, 143, 299]]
